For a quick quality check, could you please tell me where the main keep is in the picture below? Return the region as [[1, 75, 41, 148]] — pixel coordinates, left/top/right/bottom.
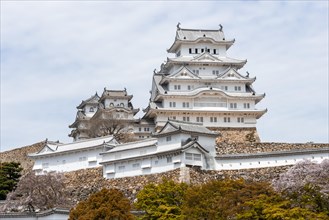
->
[[69, 24, 267, 141], [143, 24, 266, 130]]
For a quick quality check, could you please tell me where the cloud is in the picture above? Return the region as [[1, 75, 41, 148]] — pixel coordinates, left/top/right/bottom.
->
[[1, 1, 328, 151]]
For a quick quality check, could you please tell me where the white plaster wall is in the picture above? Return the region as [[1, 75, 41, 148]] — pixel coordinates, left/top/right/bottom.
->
[[0, 213, 68, 220], [215, 152, 329, 170], [104, 98, 128, 108], [33, 147, 104, 174], [179, 44, 227, 57], [155, 112, 257, 128], [103, 154, 183, 179]]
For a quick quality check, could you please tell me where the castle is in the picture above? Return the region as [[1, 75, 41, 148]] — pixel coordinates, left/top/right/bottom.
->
[[29, 25, 329, 178]]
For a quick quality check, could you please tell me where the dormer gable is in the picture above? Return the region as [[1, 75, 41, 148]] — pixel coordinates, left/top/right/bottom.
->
[[155, 120, 218, 137], [182, 140, 209, 154], [169, 66, 201, 79], [192, 52, 222, 62], [77, 92, 100, 109], [217, 67, 253, 80]]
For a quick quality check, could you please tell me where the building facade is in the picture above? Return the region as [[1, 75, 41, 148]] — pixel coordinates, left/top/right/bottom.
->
[[101, 120, 218, 179], [69, 88, 139, 141], [143, 24, 267, 131], [29, 136, 117, 174]]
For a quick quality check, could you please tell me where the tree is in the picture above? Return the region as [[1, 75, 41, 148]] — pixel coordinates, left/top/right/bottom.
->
[[182, 179, 275, 220], [0, 162, 22, 200], [272, 159, 329, 215], [1, 171, 70, 212], [88, 116, 136, 143], [237, 194, 329, 220], [135, 178, 188, 220], [272, 159, 329, 194], [69, 188, 134, 220]]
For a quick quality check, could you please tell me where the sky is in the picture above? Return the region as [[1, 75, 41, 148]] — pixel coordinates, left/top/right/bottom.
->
[[1, 1, 328, 152]]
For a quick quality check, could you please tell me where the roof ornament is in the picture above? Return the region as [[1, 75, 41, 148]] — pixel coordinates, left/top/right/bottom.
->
[[153, 69, 157, 74], [176, 22, 181, 30], [104, 87, 106, 91], [219, 24, 223, 31], [246, 71, 250, 78]]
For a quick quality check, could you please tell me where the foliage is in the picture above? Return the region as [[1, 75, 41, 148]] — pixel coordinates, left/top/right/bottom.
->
[[88, 117, 136, 143], [0, 162, 22, 200], [272, 159, 329, 215], [69, 188, 134, 220], [237, 194, 329, 220], [272, 159, 329, 194], [1, 171, 70, 212], [135, 178, 188, 220], [182, 179, 275, 220]]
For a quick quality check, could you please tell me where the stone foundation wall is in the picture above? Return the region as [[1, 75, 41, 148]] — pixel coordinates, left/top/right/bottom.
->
[[216, 142, 329, 155], [0, 141, 45, 173], [211, 127, 260, 144], [63, 165, 292, 205]]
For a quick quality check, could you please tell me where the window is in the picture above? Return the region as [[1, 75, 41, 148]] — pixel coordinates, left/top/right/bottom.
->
[[187, 85, 191, 90], [224, 117, 231, 123], [79, 156, 87, 161], [237, 117, 244, 123], [185, 153, 201, 161], [212, 70, 219, 75], [183, 116, 190, 122], [182, 102, 189, 108], [139, 127, 142, 132], [185, 153, 193, 160], [172, 116, 176, 120], [176, 50, 181, 57], [167, 157, 172, 163], [205, 82, 211, 86], [144, 127, 150, 132], [201, 48, 204, 53], [230, 103, 237, 109], [210, 117, 217, 123], [118, 165, 125, 171], [132, 163, 140, 168], [195, 48, 198, 54], [213, 49, 217, 54], [243, 103, 250, 109], [110, 103, 114, 107], [174, 85, 181, 90], [194, 154, 201, 161], [89, 107, 94, 112], [189, 48, 192, 54], [221, 86, 228, 91], [169, 102, 176, 107], [234, 86, 241, 91], [196, 117, 203, 123], [120, 103, 124, 107], [166, 136, 172, 142], [193, 70, 199, 75], [207, 48, 210, 53]]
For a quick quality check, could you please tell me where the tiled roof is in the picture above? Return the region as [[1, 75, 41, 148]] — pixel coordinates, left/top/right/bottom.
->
[[176, 28, 225, 42], [77, 93, 100, 109], [29, 136, 115, 157], [153, 120, 218, 137]]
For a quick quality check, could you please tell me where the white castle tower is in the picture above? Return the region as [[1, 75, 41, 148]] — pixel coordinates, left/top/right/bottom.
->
[[143, 24, 267, 131]]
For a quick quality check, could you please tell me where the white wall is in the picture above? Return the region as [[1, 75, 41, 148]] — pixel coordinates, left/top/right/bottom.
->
[[33, 147, 104, 174], [215, 152, 329, 170]]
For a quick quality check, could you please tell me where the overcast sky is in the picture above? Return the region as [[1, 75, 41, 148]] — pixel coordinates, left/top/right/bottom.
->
[[1, 1, 328, 152]]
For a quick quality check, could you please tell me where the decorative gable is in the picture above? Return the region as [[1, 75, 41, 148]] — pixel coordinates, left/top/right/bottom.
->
[[217, 67, 245, 80], [169, 66, 200, 79], [158, 122, 178, 134]]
